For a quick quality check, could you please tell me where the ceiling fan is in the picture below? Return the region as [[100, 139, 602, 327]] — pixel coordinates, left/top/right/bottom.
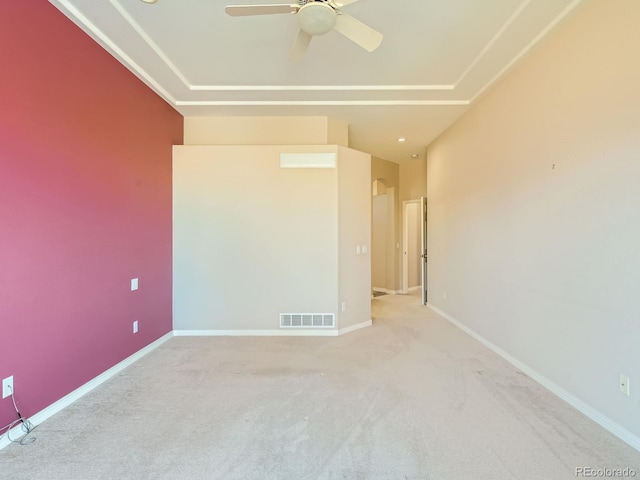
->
[[225, 0, 383, 61]]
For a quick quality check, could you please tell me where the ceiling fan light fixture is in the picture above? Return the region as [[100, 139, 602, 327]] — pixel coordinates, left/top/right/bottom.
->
[[297, 3, 337, 36]]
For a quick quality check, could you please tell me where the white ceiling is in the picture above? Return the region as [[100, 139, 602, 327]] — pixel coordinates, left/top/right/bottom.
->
[[50, 0, 584, 163]]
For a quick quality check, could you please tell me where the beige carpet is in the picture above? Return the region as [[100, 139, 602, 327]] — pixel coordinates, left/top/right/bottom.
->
[[1, 293, 639, 479]]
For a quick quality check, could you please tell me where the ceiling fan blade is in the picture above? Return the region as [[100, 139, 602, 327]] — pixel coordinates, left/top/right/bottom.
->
[[225, 4, 297, 16], [289, 29, 312, 62], [334, 13, 383, 52]]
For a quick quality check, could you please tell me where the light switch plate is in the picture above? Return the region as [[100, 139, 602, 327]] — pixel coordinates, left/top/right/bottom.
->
[[131, 278, 138, 291]]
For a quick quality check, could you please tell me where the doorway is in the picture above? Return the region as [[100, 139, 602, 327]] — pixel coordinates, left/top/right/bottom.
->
[[372, 180, 396, 296], [402, 198, 427, 304]]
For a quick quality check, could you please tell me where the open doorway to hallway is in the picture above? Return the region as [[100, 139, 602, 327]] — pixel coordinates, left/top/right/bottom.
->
[[371, 179, 397, 298], [402, 198, 427, 305]]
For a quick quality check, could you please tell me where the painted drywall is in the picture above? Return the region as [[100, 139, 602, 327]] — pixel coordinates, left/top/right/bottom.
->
[[0, 1, 182, 430], [173, 145, 341, 331], [327, 118, 349, 147], [427, 0, 640, 440], [371, 157, 400, 292], [399, 157, 427, 290], [400, 157, 427, 204], [184, 117, 348, 147], [372, 195, 389, 289], [405, 202, 421, 289], [337, 146, 372, 329]]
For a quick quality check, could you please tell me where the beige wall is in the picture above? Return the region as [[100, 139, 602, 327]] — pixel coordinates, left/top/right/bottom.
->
[[338, 146, 372, 329], [405, 201, 421, 289], [371, 157, 400, 292], [427, 0, 640, 441], [398, 157, 427, 291], [399, 157, 427, 204], [184, 116, 348, 147], [173, 143, 371, 332], [372, 195, 388, 289], [173, 145, 339, 331]]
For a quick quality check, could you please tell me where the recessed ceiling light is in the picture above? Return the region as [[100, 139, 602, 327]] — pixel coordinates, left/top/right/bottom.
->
[[140, 0, 157, 3], [411, 154, 419, 159], [397, 137, 406, 143]]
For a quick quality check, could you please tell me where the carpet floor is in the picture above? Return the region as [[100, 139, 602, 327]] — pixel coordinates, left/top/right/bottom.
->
[[1, 293, 639, 479]]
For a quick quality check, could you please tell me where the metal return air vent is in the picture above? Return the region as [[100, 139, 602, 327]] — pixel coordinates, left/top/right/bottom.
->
[[280, 313, 335, 329]]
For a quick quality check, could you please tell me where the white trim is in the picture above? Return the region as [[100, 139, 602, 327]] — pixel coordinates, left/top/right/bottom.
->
[[372, 287, 399, 295], [190, 85, 455, 92], [109, 0, 192, 88], [470, 0, 585, 103], [174, 321, 373, 338], [0, 320, 378, 450], [0, 332, 174, 451], [426, 303, 640, 453], [176, 100, 470, 107], [454, 0, 530, 87], [49, 0, 177, 106], [174, 329, 341, 337], [339, 320, 373, 336]]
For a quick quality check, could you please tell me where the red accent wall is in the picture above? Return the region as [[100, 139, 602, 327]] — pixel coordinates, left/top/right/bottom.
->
[[0, 1, 183, 428]]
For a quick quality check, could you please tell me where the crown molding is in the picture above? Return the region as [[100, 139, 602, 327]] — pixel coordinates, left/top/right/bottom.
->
[[50, 0, 177, 105], [52, 0, 586, 109], [175, 100, 470, 107], [470, 0, 585, 103]]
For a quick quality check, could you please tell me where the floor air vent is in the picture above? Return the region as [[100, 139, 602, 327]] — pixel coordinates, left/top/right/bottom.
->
[[280, 313, 335, 328]]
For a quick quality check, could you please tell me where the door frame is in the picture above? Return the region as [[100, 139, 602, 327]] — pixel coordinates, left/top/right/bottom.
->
[[420, 196, 428, 305], [402, 199, 421, 294]]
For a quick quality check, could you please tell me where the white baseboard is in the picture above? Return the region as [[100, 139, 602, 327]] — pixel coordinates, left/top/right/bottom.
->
[[408, 286, 421, 292], [1, 320, 378, 451], [339, 319, 373, 336], [0, 332, 174, 451], [426, 303, 640, 453], [372, 288, 400, 295], [174, 329, 340, 337], [174, 321, 373, 338]]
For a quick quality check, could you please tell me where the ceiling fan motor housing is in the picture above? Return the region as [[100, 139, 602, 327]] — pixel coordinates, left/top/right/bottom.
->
[[297, 2, 337, 36]]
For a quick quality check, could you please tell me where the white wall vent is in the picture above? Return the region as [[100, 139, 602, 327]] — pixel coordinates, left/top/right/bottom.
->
[[280, 153, 336, 169], [280, 313, 335, 328]]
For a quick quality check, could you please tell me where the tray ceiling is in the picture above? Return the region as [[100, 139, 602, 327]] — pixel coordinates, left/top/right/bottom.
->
[[50, 0, 584, 163]]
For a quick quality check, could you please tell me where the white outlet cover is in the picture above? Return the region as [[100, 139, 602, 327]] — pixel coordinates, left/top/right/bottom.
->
[[2, 375, 14, 399], [131, 278, 138, 291], [620, 374, 630, 396]]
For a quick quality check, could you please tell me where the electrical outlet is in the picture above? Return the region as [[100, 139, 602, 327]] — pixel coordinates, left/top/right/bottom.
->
[[2, 376, 14, 399], [133, 320, 139, 334], [620, 374, 630, 396], [341, 302, 347, 312], [131, 278, 139, 291]]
